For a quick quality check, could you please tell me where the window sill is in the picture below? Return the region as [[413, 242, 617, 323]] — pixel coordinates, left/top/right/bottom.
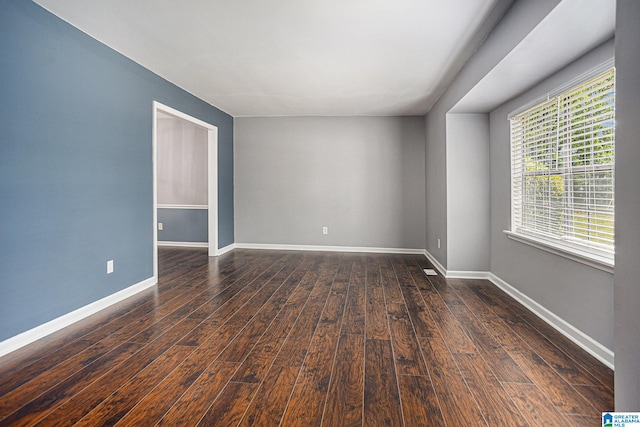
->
[[503, 230, 614, 274]]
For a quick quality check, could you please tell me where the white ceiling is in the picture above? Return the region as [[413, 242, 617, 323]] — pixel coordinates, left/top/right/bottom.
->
[[33, 0, 508, 117], [452, 0, 615, 113]]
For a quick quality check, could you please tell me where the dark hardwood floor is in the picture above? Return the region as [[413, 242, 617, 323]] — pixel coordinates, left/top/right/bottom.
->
[[0, 248, 613, 426]]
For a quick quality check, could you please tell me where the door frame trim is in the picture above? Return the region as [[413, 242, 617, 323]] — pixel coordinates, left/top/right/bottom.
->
[[152, 101, 219, 278]]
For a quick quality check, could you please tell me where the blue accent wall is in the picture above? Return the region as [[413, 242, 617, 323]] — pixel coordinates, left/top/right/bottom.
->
[[0, 0, 234, 341], [158, 209, 208, 243]]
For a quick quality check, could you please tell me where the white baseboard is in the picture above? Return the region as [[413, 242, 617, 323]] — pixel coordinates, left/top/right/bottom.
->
[[158, 241, 208, 248], [423, 250, 447, 276], [235, 243, 425, 255], [422, 250, 613, 369], [157, 241, 235, 256], [488, 273, 614, 369], [0, 276, 157, 358], [446, 270, 491, 279], [217, 243, 236, 255], [422, 251, 490, 279]]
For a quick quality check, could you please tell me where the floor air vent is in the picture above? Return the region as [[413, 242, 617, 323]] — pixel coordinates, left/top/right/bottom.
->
[[423, 268, 438, 276]]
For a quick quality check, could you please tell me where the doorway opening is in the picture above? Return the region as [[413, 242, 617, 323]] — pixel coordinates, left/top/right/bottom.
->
[[152, 101, 218, 279]]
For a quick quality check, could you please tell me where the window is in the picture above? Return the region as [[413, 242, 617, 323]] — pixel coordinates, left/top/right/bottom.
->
[[509, 69, 615, 267]]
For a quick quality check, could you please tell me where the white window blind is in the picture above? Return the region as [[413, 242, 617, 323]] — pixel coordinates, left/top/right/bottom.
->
[[510, 69, 615, 261]]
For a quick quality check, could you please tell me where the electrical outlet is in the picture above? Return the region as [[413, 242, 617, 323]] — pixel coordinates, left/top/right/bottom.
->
[[437, 238, 441, 249], [158, 222, 163, 231], [322, 226, 328, 235], [107, 260, 114, 274]]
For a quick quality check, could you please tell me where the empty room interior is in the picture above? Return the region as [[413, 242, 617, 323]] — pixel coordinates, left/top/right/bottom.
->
[[1, 0, 639, 425]]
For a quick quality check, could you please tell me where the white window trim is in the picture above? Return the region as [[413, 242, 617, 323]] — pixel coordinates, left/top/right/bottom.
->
[[504, 230, 613, 273], [508, 66, 615, 273], [508, 59, 615, 119]]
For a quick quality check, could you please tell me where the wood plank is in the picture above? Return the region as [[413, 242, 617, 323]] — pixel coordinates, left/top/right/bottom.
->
[[0, 318, 133, 396], [197, 381, 258, 426], [331, 254, 354, 288], [418, 335, 487, 427], [468, 279, 613, 390], [493, 304, 606, 388], [394, 258, 476, 354], [33, 318, 202, 426], [459, 283, 600, 417], [503, 382, 574, 427], [68, 285, 198, 348], [73, 345, 194, 426], [175, 318, 221, 347], [565, 414, 601, 427], [271, 258, 340, 367], [238, 366, 299, 427], [186, 258, 308, 367], [572, 384, 614, 413], [454, 352, 529, 426], [397, 285, 439, 339], [0, 340, 99, 414], [322, 334, 364, 427], [270, 294, 328, 368], [230, 303, 302, 383], [386, 302, 427, 376], [0, 249, 613, 426], [0, 343, 141, 417], [365, 255, 390, 340], [217, 257, 312, 363], [446, 299, 530, 383], [113, 346, 224, 426], [379, 256, 404, 304], [154, 362, 239, 426], [0, 273, 185, 397], [0, 342, 143, 427], [279, 280, 348, 426], [452, 280, 600, 418], [175, 320, 249, 378], [504, 344, 596, 416], [397, 374, 443, 426], [447, 278, 534, 352], [341, 255, 366, 335], [231, 258, 326, 383], [363, 339, 403, 427], [404, 260, 460, 307], [186, 253, 295, 321], [420, 289, 476, 354], [125, 302, 199, 344], [515, 322, 601, 386]]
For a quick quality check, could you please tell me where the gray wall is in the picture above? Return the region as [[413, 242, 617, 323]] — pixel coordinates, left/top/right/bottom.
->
[[614, 0, 640, 409], [235, 116, 425, 249], [446, 114, 490, 272], [157, 116, 208, 206], [157, 115, 209, 243], [424, 0, 615, 353], [425, 112, 448, 264], [425, 0, 562, 268], [489, 41, 615, 351]]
